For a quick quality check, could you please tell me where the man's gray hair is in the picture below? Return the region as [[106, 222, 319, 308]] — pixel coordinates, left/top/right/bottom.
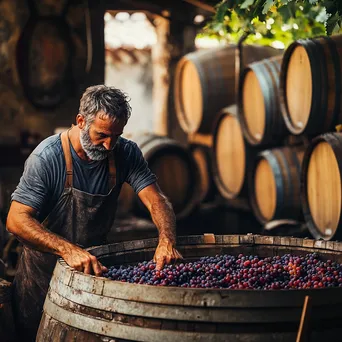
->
[[79, 85, 132, 125]]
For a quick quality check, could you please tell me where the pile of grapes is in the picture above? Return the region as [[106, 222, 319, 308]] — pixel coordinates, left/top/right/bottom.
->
[[103, 253, 342, 290]]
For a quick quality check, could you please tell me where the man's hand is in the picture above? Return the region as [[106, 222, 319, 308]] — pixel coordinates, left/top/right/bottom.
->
[[138, 184, 182, 270], [61, 245, 108, 276], [153, 239, 183, 270], [6, 201, 108, 277]]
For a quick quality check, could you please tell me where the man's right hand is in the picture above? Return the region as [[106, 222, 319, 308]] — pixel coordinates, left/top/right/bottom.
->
[[61, 245, 107, 277], [6, 202, 108, 277]]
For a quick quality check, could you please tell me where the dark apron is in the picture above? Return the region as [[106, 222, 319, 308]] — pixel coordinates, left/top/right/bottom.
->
[[12, 130, 121, 341]]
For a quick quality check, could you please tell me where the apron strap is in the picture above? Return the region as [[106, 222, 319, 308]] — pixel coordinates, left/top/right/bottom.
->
[[61, 129, 73, 188], [61, 127, 117, 189], [108, 150, 117, 189]]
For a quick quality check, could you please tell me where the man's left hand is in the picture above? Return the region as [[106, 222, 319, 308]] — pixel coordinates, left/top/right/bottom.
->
[[153, 239, 183, 270]]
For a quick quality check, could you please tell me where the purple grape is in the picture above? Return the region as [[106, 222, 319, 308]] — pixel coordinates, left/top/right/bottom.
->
[[102, 252, 342, 290]]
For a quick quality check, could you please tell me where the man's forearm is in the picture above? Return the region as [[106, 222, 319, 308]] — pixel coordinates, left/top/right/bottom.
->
[[150, 195, 176, 244], [7, 213, 73, 256]]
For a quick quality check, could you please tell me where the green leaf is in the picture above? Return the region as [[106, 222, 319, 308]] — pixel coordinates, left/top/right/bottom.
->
[[324, 0, 339, 14], [200, 0, 338, 47], [212, 22, 224, 32], [215, 1, 229, 22], [325, 12, 339, 35], [240, 0, 255, 9], [251, 0, 266, 17], [262, 0, 275, 14], [312, 26, 326, 35], [286, 1, 297, 18], [225, 0, 236, 9], [332, 21, 342, 34], [316, 7, 330, 24], [278, 5, 293, 22]]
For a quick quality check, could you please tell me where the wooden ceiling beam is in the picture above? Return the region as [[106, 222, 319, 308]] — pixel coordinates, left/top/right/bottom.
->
[[182, 0, 215, 13], [105, 0, 199, 24]]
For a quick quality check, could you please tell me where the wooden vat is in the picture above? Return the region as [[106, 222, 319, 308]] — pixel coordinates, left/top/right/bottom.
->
[[37, 234, 342, 341]]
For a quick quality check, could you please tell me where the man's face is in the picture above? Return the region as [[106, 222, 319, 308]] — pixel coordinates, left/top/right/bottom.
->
[[78, 111, 125, 161]]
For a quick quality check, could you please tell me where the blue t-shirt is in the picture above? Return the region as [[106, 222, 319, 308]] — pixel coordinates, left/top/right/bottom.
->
[[11, 134, 157, 222]]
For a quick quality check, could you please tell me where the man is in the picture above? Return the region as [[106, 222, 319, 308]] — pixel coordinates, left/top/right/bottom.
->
[[6, 85, 182, 341]]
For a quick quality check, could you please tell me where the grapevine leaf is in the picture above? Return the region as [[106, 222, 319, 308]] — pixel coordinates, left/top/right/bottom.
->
[[325, 12, 339, 35], [240, 0, 255, 9], [312, 26, 326, 35], [252, 0, 266, 17], [215, 1, 229, 23], [316, 7, 330, 24], [278, 5, 294, 22], [324, 0, 339, 14], [262, 0, 275, 14]]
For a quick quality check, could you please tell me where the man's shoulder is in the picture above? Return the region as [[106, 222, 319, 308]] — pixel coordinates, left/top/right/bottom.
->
[[31, 134, 62, 161], [118, 136, 137, 148], [117, 136, 140, 157]]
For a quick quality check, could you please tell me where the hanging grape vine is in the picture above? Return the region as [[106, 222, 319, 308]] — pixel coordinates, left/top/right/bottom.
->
[[201, 0, 342, 48]]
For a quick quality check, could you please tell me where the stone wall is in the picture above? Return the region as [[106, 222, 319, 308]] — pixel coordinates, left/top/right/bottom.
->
[[0, 0, 196, 217], [0, 0, 94, 143], [0, 0, 104, 215]]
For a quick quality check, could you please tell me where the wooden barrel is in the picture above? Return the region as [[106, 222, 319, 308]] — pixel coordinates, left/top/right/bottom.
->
[[280, 34, 342, 136], [0, 279, 16, 342], [250, 146, 305, 224], [174, 44, 281, 134], [238, 55, 288, 146], [213, 105, 257, 199], [119, 133, 199, 220], [301, 133, 342, 240], [189, 144, 216, 203], [16, 13, 74, 109], [37, 234, 342, 342], [117, 182, 136, 218]]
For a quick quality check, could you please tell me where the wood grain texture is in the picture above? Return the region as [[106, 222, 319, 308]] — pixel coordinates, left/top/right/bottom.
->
[[250, 146, 305, 224], [239, 55, 286, 146], [280, 35, 342, 136], [302, 133, 342, 240], [175, 44, 281, 134], [118, 133, 199, 220], [213, 105, 260, 200], [36, 235, 342, 342]]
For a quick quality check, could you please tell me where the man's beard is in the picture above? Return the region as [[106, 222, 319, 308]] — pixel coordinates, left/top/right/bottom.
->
[[80, 126, 113, 161]]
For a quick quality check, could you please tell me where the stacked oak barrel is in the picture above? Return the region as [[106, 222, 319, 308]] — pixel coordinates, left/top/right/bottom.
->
[[174, 43, 282, 214], [116, 133, 200, 221], [237, 52, 306, 227], [281, 35, 342, 241], [174, 42, 295, 227], [117, 43, 281, 222], [174, 34, 342, 240]]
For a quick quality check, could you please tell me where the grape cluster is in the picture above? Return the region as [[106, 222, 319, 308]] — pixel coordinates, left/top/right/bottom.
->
[[103, 253, 342, 290]]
